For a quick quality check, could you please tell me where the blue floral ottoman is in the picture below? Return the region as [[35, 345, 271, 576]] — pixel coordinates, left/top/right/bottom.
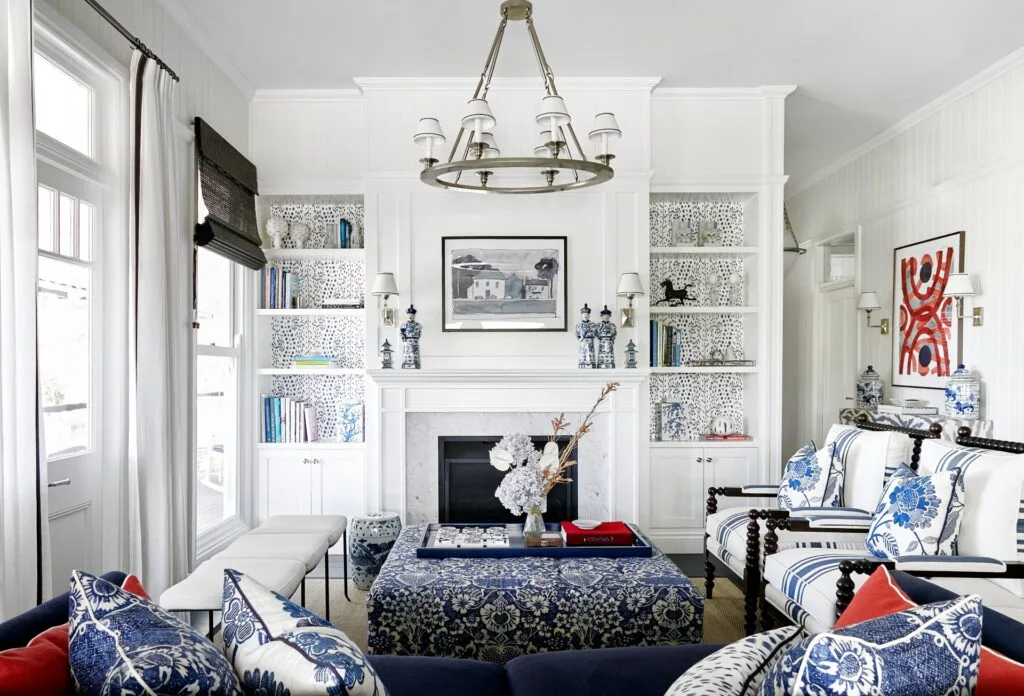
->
[[367, 525, 704, 663]]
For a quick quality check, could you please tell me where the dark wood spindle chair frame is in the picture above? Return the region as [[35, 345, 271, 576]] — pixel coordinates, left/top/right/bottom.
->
[[704, 418, 943, 635]]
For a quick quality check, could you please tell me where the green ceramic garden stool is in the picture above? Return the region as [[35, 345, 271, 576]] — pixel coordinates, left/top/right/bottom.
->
[[348, 512, 402, 591]]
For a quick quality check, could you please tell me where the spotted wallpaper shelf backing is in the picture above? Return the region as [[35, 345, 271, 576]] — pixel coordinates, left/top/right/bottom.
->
[[268, 202, 365, 249], [271, 317, 365, 369], [649, 198, 745, 247], [270, 258, 365, 309], [649, 197, 748, 440], [270, 375, 365, 441], [650, 374, 745, 441]]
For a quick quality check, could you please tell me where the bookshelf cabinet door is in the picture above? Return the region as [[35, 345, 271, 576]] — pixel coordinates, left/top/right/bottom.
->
[[703, 447, 760, 508], [257, 451, 316, 521], [648, 449, 705, 530], [317, 451, 367, 552]]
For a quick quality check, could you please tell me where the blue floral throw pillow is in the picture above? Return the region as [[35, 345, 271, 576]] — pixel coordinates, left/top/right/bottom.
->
[[68, 570, 242, 696], [222, 568, 388, 696], [759, 595, 983, 695], [777, 441, 843, 510], [865, 468, 962, 559]]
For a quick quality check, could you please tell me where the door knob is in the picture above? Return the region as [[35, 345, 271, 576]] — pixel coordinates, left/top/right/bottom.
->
[[47, 479, 71, 488]]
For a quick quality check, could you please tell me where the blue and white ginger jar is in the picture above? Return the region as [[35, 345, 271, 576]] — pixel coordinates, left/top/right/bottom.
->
[[349, 512, 402, 591], [856, 365, 883, 410], [944, 364, 981, 420]]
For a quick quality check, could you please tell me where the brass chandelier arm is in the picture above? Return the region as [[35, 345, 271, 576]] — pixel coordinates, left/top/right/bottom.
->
[[525, 15, 589, 171], [447, 15, 509, 168]]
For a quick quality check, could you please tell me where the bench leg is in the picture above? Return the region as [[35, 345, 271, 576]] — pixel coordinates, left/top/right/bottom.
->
[[704, 533, 715, 600], [301, 577, 306, 606], [324, 551, 330, 621], [207, 610, 215, 639], [343, 530, 350, 602]]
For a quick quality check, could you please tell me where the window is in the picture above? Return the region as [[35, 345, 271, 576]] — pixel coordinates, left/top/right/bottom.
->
[[34, 40, 106, 462], [195, 248, 243, 536]]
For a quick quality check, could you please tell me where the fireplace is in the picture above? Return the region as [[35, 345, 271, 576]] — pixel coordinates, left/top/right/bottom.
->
[[438, 436, 579, 523]]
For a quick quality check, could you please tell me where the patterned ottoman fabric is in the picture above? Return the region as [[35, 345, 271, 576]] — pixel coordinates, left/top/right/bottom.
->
[[367, 525, 704, 663]]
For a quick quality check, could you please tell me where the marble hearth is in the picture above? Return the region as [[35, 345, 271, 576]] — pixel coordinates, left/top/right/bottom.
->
[[366, 369, 648, 524]]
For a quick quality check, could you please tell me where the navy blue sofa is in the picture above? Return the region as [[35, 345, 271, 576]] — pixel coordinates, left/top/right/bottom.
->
[[0, 571, 721, 696]]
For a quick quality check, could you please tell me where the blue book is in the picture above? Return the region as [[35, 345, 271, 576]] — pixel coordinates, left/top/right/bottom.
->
[[273, 397, 282, 443], [264, 396, 272, 442], [269, 266, 277, 309]]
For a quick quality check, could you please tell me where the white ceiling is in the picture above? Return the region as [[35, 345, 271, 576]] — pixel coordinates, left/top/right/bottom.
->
[[173, 0, 1024, 188]]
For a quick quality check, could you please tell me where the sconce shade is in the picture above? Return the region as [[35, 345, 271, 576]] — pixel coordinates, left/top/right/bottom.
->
[[944, 273, 975, 297], [857, 291, 881, 311], [371, 273, 399, 296], [617, 272, 646, 297], [413, 118, 446, 146]]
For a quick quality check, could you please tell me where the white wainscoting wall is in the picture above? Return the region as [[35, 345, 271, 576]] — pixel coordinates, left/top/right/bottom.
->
[[784, 48, 1024, 451]]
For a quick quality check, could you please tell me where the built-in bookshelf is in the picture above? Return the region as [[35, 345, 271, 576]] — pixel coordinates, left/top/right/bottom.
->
[[647, 192, 764, 443], [254, 194, 366, 450]]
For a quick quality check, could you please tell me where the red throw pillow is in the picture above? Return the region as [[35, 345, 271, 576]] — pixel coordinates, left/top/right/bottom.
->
[[837, 565, 1024, 695], [0, 574, 151, 696]]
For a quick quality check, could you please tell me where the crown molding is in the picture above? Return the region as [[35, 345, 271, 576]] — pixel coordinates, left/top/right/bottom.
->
[[353, 77, 662, 93], [650, 175, 788, 193], [153, 0, 254, 98], [786, 45, 1024, 199], [252, 89, 364, 104], [652, 86, 796, 101]]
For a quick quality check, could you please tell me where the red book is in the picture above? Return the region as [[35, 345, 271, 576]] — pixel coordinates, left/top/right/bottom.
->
[[560, 521, 636, 547]]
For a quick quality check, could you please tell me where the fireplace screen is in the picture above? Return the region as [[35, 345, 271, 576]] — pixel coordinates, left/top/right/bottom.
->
[[438, 436, 578, 524]]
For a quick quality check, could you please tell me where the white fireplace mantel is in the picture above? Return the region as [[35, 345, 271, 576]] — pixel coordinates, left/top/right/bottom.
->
[[365, 369, 649, 525], [366, 368, 650, 385]]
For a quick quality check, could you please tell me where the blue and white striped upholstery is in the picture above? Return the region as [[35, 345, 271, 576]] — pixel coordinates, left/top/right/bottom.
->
[[706, 508, 866, 578], [763, 547, 874, 633], [918, 439, 1024, 598], [1018, 500, 1024, 561], [823, 424, 910, 512]]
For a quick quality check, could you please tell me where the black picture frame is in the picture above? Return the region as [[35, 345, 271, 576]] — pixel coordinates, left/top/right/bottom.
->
[[441, 235, 568, 332]]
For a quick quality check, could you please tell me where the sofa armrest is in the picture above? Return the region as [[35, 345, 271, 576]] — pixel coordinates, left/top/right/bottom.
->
[[796, 516, 872, 530], [835, 557, 1024, 618]]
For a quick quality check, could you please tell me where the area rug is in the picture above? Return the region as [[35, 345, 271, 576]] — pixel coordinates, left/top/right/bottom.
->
[[300, 577, 745, 653]]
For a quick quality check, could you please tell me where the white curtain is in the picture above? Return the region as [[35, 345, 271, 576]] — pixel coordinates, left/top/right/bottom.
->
[[0, 0, 50, 620], [126, 50, 193, 599]]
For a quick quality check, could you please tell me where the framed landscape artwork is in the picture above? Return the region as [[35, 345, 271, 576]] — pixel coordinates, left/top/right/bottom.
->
[[891, 231, 964, 389], [442, 236, 567, 332]]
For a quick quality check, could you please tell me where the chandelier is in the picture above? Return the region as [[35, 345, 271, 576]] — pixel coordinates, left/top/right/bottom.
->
[[412, 0, 621, 194]]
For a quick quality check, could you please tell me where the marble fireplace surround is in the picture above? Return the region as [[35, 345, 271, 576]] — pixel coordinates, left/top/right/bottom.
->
[[366, 369, 647, 525]]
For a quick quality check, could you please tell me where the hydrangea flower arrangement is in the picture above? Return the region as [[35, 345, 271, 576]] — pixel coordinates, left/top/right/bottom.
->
[[489, 382, 619, 518]]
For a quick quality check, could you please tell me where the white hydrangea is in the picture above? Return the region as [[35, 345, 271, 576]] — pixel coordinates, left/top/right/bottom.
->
[[493, 432, 536, 468], [494, 462, 545, 516]]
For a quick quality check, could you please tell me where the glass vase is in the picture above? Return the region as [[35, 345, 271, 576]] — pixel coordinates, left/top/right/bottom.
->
[[523, 504, 545, 536]]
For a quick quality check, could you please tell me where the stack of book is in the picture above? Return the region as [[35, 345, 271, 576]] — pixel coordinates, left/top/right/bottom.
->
[[260, 265, 299, 309], [261, 395, 319, 443], [560, 521, 636, 547], [334, 219, 359, 249], [877, 404, 938, 415], [649, 319, 684, 367], [290, 355, 339, 370]]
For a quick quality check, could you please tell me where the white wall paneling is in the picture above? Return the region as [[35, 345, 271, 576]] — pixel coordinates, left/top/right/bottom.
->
[[249, 78, 791, 549], [785, 50, 1024, 448]]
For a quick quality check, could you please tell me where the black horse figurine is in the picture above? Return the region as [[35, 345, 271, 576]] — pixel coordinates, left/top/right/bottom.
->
[[657, 279, 696, 306]]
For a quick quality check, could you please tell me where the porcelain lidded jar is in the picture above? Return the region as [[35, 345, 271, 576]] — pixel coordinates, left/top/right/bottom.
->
[[856, 365, 883, 410], [944, 364, 981, 420]]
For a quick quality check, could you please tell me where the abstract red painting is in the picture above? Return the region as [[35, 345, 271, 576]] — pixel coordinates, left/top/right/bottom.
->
[[891, 232, 964, 389]]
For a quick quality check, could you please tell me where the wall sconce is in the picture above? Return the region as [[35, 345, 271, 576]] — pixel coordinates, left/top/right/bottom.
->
[[857, 291, 889, 335], [616, 273, 645, 327], [943, 273, 983, 326], [371, 272, 400, 327]]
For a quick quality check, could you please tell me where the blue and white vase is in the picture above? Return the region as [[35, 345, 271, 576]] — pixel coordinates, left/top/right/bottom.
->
[[944, 364, 981, 420], [856, 365, 883, 410], [348, 513, 402, 591]]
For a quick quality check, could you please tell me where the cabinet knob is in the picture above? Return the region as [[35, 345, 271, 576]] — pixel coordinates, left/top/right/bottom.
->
[[706, 457, 713, 463], [696, 457, 703, 463]]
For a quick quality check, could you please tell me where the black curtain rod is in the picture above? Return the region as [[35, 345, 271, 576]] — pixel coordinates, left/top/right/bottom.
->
[[82, 0, 180, 81]]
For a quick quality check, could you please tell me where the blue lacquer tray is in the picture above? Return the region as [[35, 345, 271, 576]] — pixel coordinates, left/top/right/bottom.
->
[[415, 522, 655, 559]]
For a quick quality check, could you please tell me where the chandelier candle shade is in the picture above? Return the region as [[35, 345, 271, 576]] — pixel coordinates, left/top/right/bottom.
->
[[413, 0, 621, 194]]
